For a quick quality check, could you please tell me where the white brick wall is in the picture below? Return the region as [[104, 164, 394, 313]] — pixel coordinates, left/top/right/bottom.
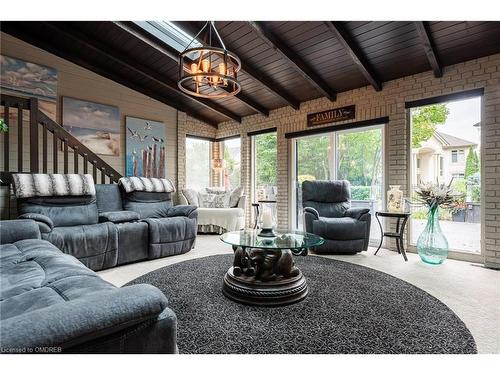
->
[[182, 53, 500, 269]]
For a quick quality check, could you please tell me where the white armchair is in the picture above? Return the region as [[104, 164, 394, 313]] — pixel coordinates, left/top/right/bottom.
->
[[179, 187, 246, 234]]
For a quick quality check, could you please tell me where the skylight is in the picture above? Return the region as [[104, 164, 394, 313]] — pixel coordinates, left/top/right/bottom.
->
[[133, 21, 202, 52]]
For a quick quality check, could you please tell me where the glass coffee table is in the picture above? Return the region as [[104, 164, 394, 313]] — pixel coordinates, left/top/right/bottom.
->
[[220, 229, 324, 306]]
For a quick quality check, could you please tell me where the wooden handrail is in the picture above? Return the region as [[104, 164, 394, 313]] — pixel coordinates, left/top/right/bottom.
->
[[1, 94, 122, 184], [38, 111, 122, 182]]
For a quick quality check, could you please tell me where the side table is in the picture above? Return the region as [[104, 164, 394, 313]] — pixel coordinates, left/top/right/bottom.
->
[[374, 211, 411, 261]]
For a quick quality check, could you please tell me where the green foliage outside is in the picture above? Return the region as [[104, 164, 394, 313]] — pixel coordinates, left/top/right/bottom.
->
[[464, 148, 480, 178], [337, 130, 382, 187], [0, 118, 8, 133], [411, 104, 449, 147], [296, 135, 332, 180], [297, 175, 317, 184], [255, 133, 277, 186], [350, 186, 371, 200]]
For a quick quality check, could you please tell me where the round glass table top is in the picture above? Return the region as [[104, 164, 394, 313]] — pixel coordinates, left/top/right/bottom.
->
[[220, 229, 324, 250]]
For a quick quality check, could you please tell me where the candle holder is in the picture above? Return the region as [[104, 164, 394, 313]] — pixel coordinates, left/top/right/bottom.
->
[[258, 227, 276, 237]]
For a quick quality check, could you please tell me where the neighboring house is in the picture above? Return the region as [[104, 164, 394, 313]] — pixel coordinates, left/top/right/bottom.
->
[[412, 131, 477, 184]]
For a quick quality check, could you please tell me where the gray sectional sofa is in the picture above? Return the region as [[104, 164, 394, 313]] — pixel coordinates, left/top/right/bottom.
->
[[0, 219, 178, 353], [15, 180, 198, 271]]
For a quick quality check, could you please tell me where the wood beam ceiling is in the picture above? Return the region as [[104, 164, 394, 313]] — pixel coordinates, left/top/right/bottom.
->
[[1, 22, 218, 127], [249, 21, 337, 101], [414, 21, 443, 78], [114, 21, 271, 117], [47, 22, 242, 124], [325, 22, 382, 92]]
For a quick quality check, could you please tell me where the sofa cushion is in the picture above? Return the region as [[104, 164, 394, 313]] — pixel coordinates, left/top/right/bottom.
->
[[95, 184, 123, 213], [43, 222, 118, 271], [123, 200, 173, 219], [197, 207, 244, 232], [199, 192, 231, 208], [229, 186, 243, 208], [302, 180, 351, 203], [99, 211, 140, 223], [18, 199, 99, 227], [0, 238, 169, 351], [312, 217, 367, 241], [143, 217, 197, 245], [181, 189, 199, 207]]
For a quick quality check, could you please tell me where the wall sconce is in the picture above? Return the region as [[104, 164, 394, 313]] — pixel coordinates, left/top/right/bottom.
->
[[212, 158, 226, 171]]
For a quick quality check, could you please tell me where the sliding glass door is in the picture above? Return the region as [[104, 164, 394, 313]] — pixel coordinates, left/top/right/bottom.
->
[[252, 131, 278, 224], [292, 125, 384, 244]]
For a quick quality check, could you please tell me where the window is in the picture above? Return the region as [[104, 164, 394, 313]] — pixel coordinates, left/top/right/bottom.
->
[[134, 21, 201, 53], [186, 137, 211, 190], [252, 131, 278, 224], [292, 125, 384, 245], [410, 96, 482, 254], [451, 149, 464, 163], [222, 138, 241, 190], [416, 158, 420, 169]]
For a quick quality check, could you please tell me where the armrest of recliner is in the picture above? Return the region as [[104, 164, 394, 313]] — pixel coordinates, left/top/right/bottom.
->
[[345, 207, 371, 220], [304, 207, 320, 219], [18, 213, 54, 233], [0, 219, 41, 244], [303, 207, 320, 232], [164, 205, 198, 219], [99, 211, 140, 223]]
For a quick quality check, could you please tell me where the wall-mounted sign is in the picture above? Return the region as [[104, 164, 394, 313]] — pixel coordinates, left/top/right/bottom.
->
[[307, 105, 355, 127]]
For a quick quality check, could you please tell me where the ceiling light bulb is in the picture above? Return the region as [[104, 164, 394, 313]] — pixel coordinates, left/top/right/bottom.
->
[[201, 59, 210, 73]]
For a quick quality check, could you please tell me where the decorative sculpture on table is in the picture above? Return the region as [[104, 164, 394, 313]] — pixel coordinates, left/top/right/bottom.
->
[[232, 247, 299, 281], [387, 185, 404, 213]]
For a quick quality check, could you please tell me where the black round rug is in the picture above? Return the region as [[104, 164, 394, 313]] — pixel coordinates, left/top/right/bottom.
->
[[126, 254, 476, 354]]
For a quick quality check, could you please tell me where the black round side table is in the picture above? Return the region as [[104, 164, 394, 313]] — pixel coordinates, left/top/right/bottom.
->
[[374, 211, 411, 262]]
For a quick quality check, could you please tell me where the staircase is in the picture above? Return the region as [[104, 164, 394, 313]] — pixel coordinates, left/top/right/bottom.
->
[[1, 94, 122, 185]]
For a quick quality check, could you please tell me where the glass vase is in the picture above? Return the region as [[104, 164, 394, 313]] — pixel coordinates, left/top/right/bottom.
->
[[416, 205, 449, 265]]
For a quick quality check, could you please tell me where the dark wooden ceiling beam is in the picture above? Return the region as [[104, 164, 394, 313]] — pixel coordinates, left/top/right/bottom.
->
[[414, 21, 443, 78], [177, 21, 300, 111], [114, 21, 270, 117], [46, 22, 241, 124], [1, 22, 218, 127], [249, 21, 337, 101], [325, 22, 382, 92]]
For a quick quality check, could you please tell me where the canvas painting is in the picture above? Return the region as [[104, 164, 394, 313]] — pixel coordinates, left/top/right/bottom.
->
[[0, 55, 58, 120], [125, 116, 166, 178], [62, 97, 120, 156]]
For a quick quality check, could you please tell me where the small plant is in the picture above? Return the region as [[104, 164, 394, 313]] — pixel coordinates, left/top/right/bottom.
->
[[0, 118, 8, 133]]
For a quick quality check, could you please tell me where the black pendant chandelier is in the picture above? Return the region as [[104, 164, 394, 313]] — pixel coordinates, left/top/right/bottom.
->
[[178, 21, 241, 99]]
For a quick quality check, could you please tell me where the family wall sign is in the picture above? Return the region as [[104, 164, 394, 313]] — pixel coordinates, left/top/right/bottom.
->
[[307, 105, 356, 127]]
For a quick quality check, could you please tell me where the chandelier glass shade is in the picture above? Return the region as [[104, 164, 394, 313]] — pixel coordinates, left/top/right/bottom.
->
[[178, 22, 241, 99]]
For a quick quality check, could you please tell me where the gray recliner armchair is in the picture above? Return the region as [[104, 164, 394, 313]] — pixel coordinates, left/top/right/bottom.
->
[[302, 180, 371, 254]]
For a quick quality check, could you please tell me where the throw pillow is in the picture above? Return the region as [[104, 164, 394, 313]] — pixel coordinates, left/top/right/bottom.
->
[[205, 187, 227, 195], [182, 189, 199, 206], [229, 186, 243, 207], [199, 192, 231, 208]]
